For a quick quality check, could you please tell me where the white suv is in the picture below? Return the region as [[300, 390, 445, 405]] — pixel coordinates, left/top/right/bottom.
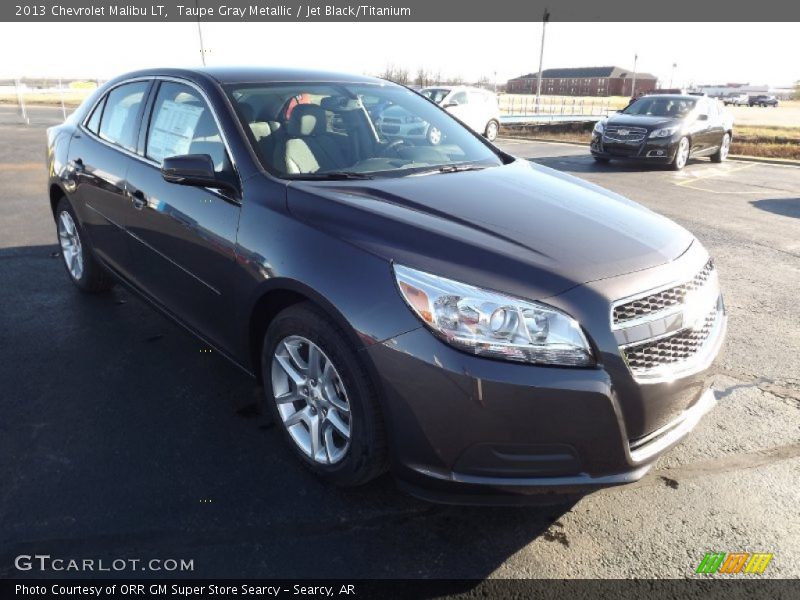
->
[[420, 86, 501, 142]]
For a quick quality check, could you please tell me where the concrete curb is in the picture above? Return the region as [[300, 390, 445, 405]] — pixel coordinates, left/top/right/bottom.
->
[[497, 137, 800, 167]]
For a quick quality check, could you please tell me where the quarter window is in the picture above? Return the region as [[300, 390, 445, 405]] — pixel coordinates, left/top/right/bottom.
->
[[85, 96, 106, 134], [146, 82, 230, 173], [97, 81, 149, 151]]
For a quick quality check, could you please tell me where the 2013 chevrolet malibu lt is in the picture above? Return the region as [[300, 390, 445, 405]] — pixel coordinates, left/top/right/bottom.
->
[[46, 68, 727, 504], [591, 94, 733, 170]]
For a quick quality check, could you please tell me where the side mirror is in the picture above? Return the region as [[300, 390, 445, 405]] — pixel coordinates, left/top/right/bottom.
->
[[161, 154, 233, 192], [442, 102, 458, 109]]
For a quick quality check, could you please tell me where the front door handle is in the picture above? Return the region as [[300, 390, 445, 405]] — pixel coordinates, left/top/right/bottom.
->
[[128, 189, 146, 210]]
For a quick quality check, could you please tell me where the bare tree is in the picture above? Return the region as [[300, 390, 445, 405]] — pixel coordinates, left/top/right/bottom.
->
[[380, 64, 410, 85], [415, 67, 431, 88]]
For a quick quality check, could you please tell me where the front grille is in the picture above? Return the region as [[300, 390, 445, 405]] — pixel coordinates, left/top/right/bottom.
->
[[603, 125, 647, 143], [610, 256, 725, 382], [623, 308, 718, 372], [613, 259, 715, 325]]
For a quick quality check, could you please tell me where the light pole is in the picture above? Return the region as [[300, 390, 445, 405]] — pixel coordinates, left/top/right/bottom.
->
[[534, 9, 550, 114], [196, 0, 207, 66], [630, 53, 638, 97], [669, 62, 677, 89]]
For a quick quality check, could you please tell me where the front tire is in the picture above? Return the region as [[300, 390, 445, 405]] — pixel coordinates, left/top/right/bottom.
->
[[484, 120, 499, 142], [55, 197, 115, 293], [261, 302, 387, 487], [711, 132, 731, 163], [671, 136, 690, 171]]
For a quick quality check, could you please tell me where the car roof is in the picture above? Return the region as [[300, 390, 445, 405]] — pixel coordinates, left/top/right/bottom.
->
[[108, 66, 385, 86], [640, 94, 703, 101]]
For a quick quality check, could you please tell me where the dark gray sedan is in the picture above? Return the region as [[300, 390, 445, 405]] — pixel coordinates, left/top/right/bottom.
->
[[46, 68, 726, 504]]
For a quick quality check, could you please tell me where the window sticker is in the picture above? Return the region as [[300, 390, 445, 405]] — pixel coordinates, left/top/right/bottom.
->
[[148, 100, 204, 163]]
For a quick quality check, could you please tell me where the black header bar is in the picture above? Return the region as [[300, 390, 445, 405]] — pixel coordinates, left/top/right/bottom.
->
[[3, 0, 800, 22]]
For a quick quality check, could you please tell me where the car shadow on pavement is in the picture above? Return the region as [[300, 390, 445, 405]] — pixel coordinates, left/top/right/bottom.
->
[[750, 198, 800, 219], [0, 244, 576, 580], [529, 154, 677, 175]]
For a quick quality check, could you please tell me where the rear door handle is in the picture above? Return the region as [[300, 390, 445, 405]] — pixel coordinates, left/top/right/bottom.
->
[[128, 189, 146, 210]]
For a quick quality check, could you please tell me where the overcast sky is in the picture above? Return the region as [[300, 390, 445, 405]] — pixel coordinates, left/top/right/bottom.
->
[[1, 21, 797, 86]]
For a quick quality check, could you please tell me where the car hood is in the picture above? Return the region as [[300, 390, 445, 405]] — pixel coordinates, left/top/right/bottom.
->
[[285, 159, 693, 300], [606, 114, 681, 129]]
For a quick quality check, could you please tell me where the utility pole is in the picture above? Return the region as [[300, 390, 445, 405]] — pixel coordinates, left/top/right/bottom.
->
[[534, 9, 550, 114], [669, 62, 677, 89], [630, 53, 638, 97], [196, 0, 207, 66]]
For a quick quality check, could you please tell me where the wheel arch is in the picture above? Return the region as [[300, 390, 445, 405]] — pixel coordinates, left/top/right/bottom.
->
[[246, 278, 372, 383], [49, 183, 67, 219]]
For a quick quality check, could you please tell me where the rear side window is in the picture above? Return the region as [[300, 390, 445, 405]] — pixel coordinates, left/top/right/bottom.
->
[[450, 91, 468, 105], [98, 81, 149, 151], [145, 81, 231, 173], [85, 96, 106, 134]]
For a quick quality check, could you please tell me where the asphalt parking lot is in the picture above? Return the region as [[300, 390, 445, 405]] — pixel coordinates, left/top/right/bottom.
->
[[1, 106, 799, 579]]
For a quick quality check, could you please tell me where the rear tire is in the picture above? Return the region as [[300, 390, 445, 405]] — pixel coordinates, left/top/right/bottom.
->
[[711, 132, 731, 163], [484, 120, 499, 142], [261, 302, 388, 487], [427, 126, 442, 146], [55, 197, 115, 293]]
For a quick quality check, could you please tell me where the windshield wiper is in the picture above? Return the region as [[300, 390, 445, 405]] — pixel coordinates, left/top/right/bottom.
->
[[436, 164, 487, 174], [406, 163, 489, 177], [293, 171, 374, 180]]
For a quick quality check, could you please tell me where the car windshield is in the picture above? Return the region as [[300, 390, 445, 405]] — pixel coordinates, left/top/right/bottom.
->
[[419, 88, 451, 104], [622, 97, 697, 118], [227, 82, 503, 179]]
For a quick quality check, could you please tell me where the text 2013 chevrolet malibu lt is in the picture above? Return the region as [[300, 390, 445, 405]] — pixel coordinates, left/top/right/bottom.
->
[[46, 68, 726, 504]]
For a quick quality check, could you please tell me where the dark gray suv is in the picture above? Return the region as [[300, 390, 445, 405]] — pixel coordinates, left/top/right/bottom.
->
[[46, 68, 727, 504]]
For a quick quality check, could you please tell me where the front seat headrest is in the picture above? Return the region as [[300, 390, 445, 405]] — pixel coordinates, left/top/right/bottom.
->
[[287, 104, 327, 137]]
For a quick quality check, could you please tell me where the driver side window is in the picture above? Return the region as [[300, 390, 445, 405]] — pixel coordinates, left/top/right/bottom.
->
[[146, 81, 231, 174]]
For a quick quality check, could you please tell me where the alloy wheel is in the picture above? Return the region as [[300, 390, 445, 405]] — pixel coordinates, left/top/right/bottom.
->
[[720, 134, 730, 160], [675, 138, 690, 169], [271, 335, 352, 465], [58, 210, 84, 281], [486, 121, 498, 141]]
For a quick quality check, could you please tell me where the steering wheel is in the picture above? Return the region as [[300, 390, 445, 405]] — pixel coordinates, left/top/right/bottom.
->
[[382, 139, 407, 157]]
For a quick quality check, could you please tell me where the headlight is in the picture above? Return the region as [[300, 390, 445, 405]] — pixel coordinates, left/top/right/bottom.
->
[[393, 265, 594, 367], [650, 126, 679, 138], [593, 120, 605, 134]]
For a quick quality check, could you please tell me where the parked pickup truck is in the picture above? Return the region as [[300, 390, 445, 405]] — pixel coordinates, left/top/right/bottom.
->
[[723, 93, 749, 107]]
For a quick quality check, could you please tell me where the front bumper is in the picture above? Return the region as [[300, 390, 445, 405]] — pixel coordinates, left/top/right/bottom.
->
[[366, 245, 726, 505], [591, 132, 679, 162]]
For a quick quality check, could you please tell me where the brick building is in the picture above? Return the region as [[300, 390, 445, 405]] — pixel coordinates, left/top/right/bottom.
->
[[506, 66, 658, 97]]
